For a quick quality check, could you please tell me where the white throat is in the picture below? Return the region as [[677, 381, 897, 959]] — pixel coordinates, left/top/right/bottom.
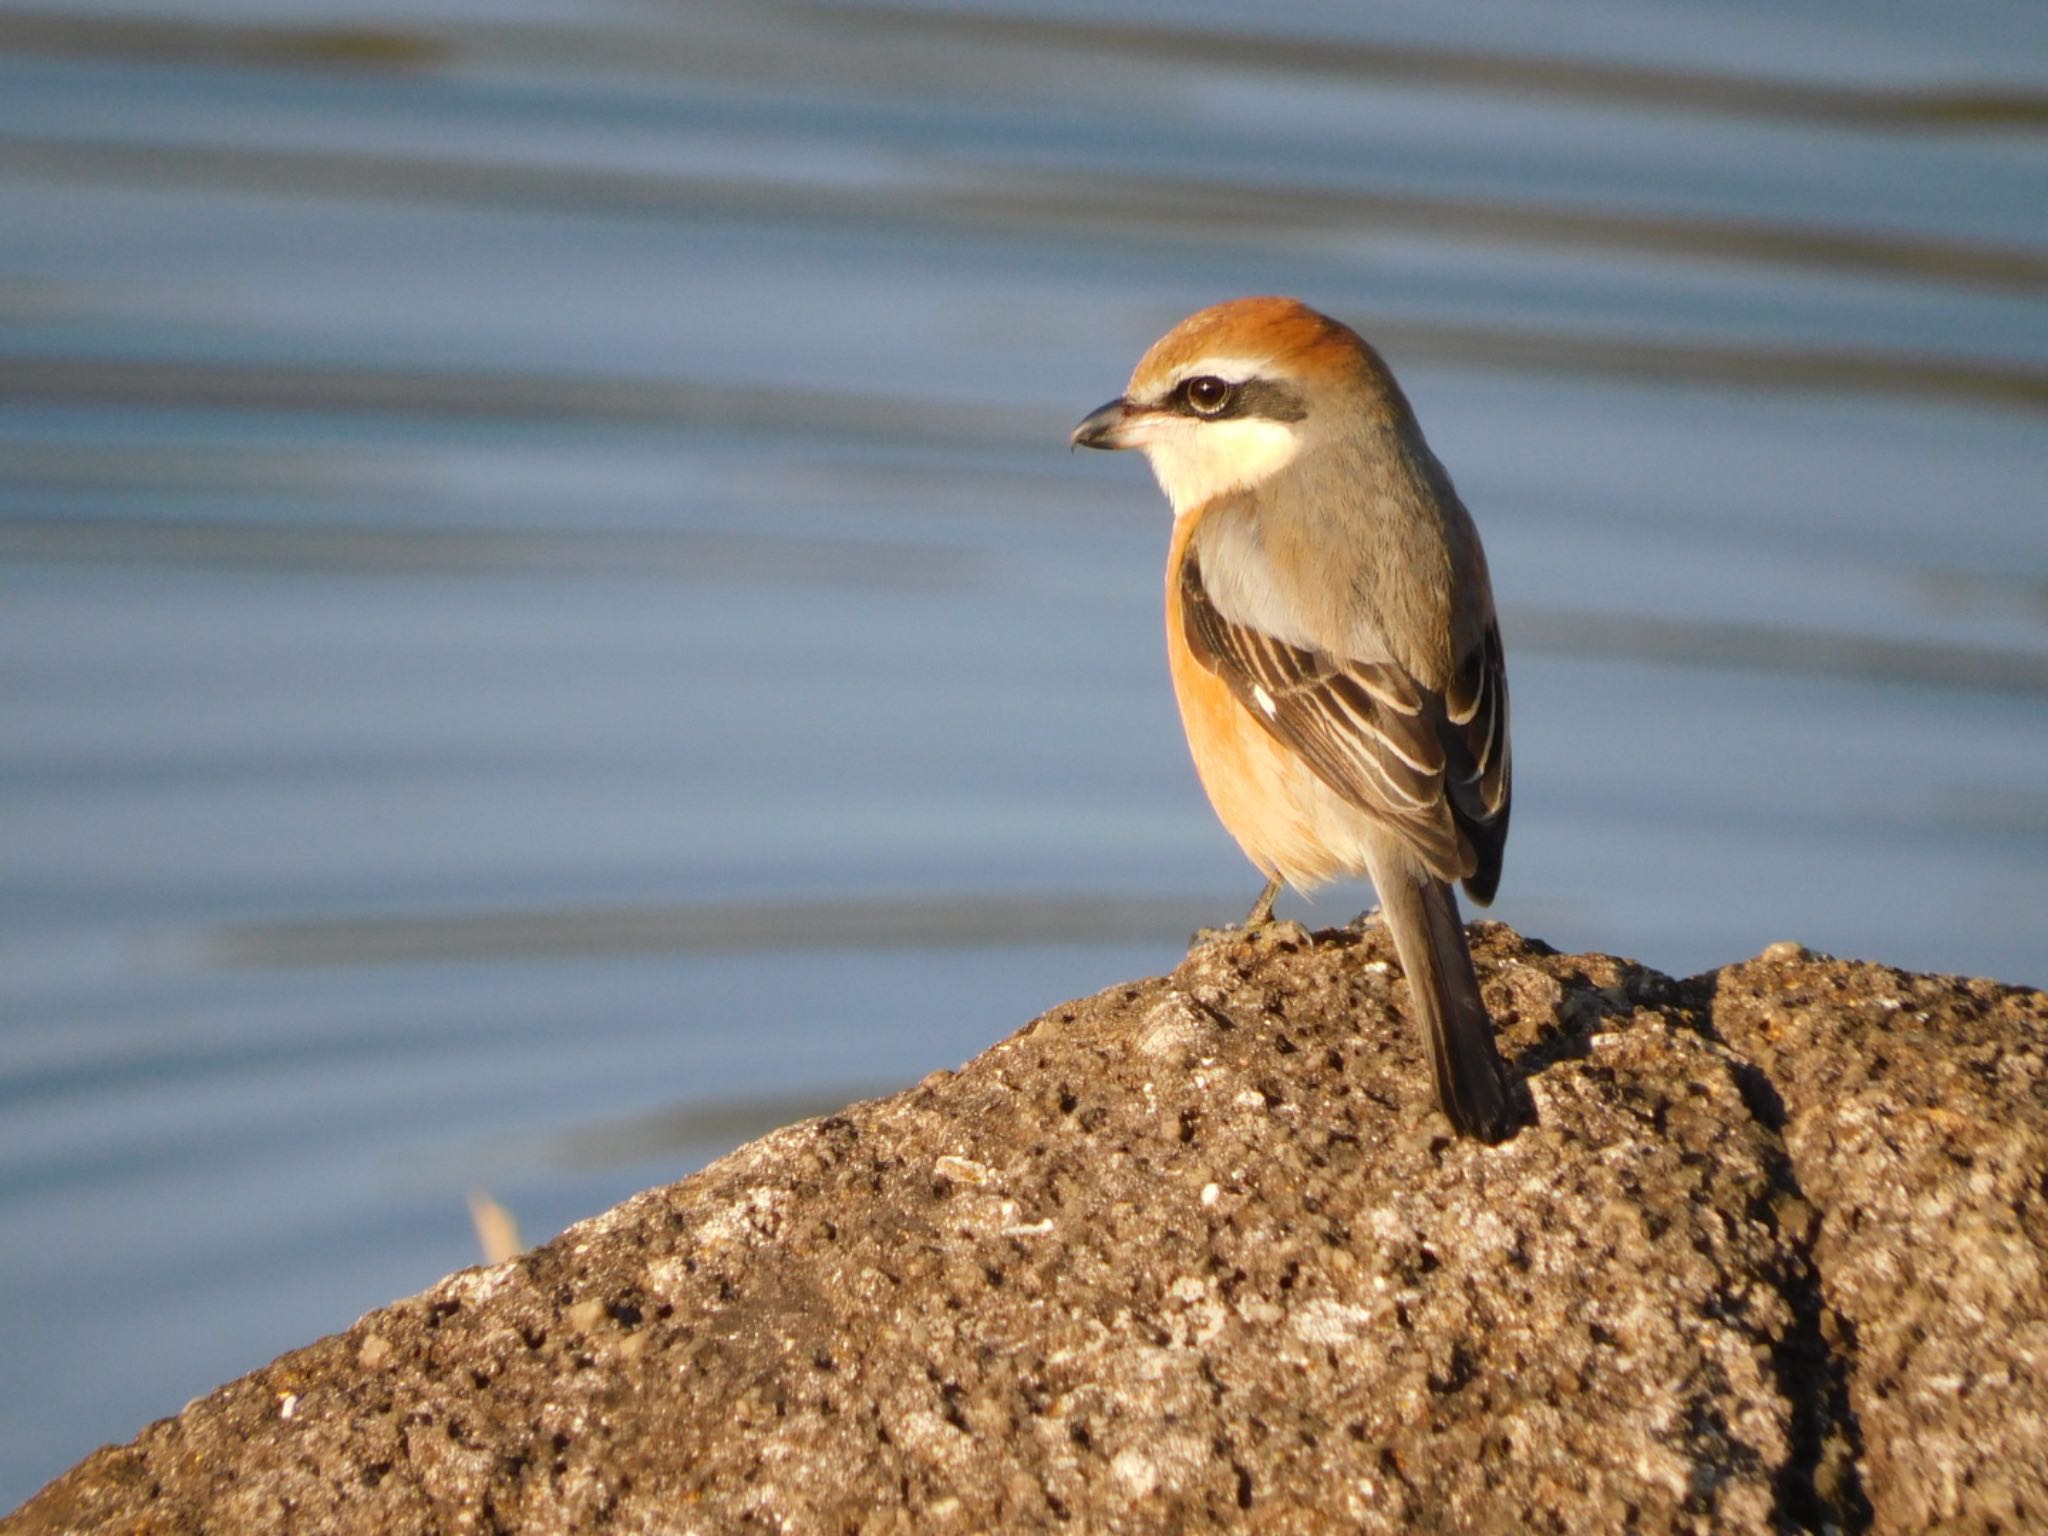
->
[[1139, 418, 1304, 516]]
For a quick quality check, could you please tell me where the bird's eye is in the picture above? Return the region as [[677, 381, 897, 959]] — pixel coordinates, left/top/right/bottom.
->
[[1181, 375, 1234, 416]]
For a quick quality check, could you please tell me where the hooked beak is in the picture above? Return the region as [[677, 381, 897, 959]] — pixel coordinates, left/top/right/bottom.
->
[[1070, 397, 1144, 451]]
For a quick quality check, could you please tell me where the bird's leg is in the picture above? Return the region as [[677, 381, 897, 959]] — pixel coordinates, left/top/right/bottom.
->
[[1242, 875, 1282, 929], [1189, 875, 1289, 951]]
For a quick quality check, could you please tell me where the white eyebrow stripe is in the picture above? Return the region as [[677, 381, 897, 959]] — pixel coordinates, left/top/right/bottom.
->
[[1168, 356, 1282, 386]]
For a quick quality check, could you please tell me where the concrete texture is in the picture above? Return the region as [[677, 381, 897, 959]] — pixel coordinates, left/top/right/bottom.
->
[[8, 921, 2044, 1534]]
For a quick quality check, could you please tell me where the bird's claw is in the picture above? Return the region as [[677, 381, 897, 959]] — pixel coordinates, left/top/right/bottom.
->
[[1186, 917, 1313, 954]]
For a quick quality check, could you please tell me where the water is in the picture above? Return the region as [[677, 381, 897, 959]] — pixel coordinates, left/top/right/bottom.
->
[[2, 0, 2045, 1506]]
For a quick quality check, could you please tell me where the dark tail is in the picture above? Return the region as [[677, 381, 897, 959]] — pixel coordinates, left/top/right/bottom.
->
[[1378, 873, 1513, 1142]]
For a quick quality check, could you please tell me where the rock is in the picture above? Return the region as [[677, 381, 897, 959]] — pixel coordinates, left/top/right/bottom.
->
[[1710, 953, 2048, 1534], [7, 923, 2045, 1534]]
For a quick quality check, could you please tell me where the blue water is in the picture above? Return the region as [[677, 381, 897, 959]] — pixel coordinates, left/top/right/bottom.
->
[[2, 0, 2045, 1506]]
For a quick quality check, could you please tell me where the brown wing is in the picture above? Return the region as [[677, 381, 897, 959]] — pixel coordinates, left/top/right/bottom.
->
[[1181, 548, 1510, 900], [1441, 618, 1511, 904]]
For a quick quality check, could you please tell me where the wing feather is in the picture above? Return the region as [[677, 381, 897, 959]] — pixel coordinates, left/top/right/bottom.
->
[[1180, 547, 1510, 898], [1443, 620, 1511, 903]]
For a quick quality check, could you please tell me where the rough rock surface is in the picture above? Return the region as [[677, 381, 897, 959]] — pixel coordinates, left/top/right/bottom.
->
[[8, 922, 2045, 1535]]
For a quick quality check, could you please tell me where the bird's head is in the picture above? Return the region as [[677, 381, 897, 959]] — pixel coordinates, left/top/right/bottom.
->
[[1071, 296, 1388, 516]]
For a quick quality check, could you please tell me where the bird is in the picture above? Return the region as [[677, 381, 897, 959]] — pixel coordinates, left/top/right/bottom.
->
[[1071, 296, 1515, 1141]]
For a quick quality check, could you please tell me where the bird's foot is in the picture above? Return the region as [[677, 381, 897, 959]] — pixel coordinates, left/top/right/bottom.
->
[[1186, 916, 1313, 954], [1188, 879, 1308, 953]]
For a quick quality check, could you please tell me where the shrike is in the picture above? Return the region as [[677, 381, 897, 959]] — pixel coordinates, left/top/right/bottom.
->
[[1072, 296, 1514, 1142]]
